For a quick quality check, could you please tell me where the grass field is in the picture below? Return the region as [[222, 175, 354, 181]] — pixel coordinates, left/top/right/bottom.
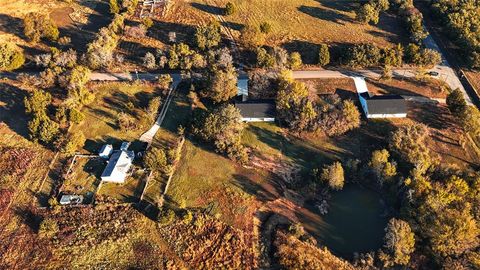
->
[[77, 82, 156, 154], [172, 0, 408, 62], [96, 167, 147, 204]]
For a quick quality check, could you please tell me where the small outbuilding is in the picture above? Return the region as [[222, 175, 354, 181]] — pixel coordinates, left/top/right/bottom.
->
[[359, 93, 408, 118], [99, 144, 113, 159], [59, 194, 84, 205], [236, 100, 276, 122], [101, 149, 135, 183]]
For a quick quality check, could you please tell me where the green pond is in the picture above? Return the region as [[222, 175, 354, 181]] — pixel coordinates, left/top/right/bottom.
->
[[299, 184, 388, 258]]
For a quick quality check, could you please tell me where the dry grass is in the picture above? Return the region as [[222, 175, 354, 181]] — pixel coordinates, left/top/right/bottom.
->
[[366, 77, 448, 98], [464, 71, 480, 95], [173, 0, 408, 61]]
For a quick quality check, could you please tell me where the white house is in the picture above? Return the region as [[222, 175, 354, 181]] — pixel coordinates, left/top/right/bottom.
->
[[101, 149, 135, 183], [236, 101, 276, 122], [99, 144, 113, 159]]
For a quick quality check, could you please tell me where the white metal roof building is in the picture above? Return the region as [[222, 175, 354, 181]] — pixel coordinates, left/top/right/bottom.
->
[[101, 150, 135, 183], [99, 144, 113, 159]]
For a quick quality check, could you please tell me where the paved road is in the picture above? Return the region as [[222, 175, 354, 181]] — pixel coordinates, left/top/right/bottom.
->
[[422, 27, 472, 104]]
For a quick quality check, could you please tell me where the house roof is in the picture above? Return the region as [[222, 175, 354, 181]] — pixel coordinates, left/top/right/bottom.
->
[[101, 150, 134, 179], [236, 100, 276, 118], [366, 95, 407, 115]]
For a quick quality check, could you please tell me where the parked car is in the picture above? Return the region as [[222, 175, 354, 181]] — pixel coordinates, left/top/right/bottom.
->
[[428, 71, 440, 77]]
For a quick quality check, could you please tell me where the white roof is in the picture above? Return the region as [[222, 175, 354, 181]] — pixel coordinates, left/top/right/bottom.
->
[[101, 150, 134, 182], [352, 77, 369, 94], [99, 144, 113, 155]]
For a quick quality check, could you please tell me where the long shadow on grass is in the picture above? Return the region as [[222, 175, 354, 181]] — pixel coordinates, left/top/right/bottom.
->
[[246, 125, 342, 171], [298, 5, 354, 25], [0, 82, 30, 138], [190, 2, 225, 16], [315, 0, 358, 13], [366, 79, 428, 97]]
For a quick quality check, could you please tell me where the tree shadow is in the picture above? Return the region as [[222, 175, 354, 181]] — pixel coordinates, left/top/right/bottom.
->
[[0, 82, 29, 139], [315, 0, 358, 13], [190, 2, 225, 16], [221, 21, 244, 31], [298, 5, 354, 26], [148, 20, 197, 46]]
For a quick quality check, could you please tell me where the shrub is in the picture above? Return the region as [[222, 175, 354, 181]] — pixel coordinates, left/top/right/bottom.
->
[[240, 25, 265, 49], [24, 13, 59, 42], [109, 0, 120, 14], [182, 210, 193, 224], [195, 21, 221, 50], [256, 47, 275, 68], [259, 21, 272, 34], [117, 112, 137, 131], [345, 44, 382, 67], [0, 43, 25, 71], [143, 52, 156, 69], [157, 74, 173, 89], [24, 89, 52, 116], [68, 108, 85, 124], [320, 162, 345, 190], [318, 44, 330, 67], [225, 2, 236, 15], [446, 88, 468, 116], [146, 96, 162, 120], [158, 208, 175, 225], [288, 52, 303, 69], [38, 218, 59, 238], [144, 147, 171, 174], [62, 132, 86, 156], [356, 3, 380, 24], [142, 17, 154, 29]]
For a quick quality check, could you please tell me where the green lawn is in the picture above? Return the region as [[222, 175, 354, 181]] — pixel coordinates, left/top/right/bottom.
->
[[96, 167, 147, 203], [60, 157, 104, 203]]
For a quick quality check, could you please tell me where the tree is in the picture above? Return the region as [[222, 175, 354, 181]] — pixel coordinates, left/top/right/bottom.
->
[[143, 52, 156, 69], [380, 218, 415, 267], [62, 132, 86, 156], [320, 162, 345, 190], [225, 2, 236, 15], [340, 100, 361, 132], [460, 106, 480, 137], [382, 44, 404, 67], [144, 147, 171, 174], [356, 3, 380, 24], [168, 43, 195, 70], [345, 44, 382, 67], [196, 104, 246, 159], [24, 89, 52, 116], [256, 47, 275, 68], [38, 218, 59, 238], [389, 123, 432, 173], [23, 13, 59, 42], [318, 44, 330, 66], [205, 65, 238, 103], [68, 108, 85, 124], [373, 0, 390, 11], [195, 21, 221, 50], [142, 17, 154, 29], [370, 149, 397, 185], [146, 96, 161, 121], [240, 25, 265, 49], [0, 43, 25, 71], [276, 71, 316, 131], [446, 88, 467, 116], [109, 0, 120, 14], [158, 74, 173, 90], [28, 114, 59, 144], [288, 52, 303, 69]]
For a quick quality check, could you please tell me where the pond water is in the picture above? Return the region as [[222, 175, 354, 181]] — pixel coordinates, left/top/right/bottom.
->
[[298, 184, 388, 258]]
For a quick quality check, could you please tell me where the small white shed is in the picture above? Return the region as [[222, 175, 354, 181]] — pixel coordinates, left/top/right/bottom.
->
[[99, 144, 113, 159]]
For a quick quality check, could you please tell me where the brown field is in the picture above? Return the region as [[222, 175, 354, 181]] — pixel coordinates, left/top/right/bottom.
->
[[366, 77, 447, 98], [148, 0, 409, 64], [465, 71, 480, 94]]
